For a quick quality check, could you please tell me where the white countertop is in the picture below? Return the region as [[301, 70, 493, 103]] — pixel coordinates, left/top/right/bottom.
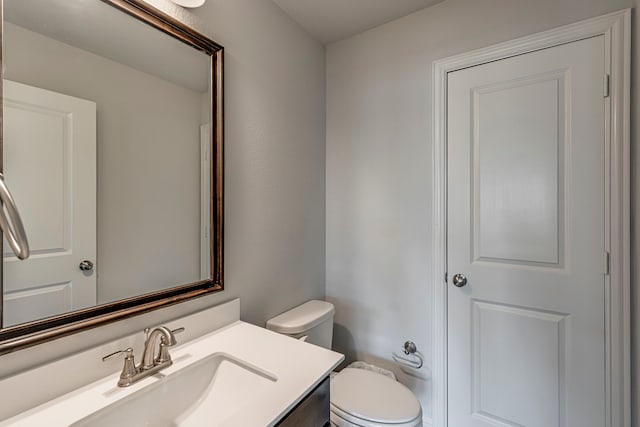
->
[[0, 321, 344, 426]]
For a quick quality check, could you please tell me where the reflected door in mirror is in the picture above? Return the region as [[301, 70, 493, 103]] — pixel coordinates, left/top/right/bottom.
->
[[3, 80, 97, 326]]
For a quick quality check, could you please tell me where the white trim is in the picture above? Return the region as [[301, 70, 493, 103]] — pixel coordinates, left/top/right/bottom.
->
[[431, 9, 631, 427]]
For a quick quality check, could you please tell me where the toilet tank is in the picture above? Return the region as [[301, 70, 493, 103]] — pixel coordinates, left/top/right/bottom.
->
[[266, 300, 335, 349]]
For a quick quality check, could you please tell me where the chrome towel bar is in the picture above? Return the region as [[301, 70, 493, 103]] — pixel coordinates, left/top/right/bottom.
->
[[0, 173, 30, 259]]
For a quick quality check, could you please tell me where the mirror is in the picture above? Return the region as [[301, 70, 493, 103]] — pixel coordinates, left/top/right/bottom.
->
[[0, 0, 223, 354]]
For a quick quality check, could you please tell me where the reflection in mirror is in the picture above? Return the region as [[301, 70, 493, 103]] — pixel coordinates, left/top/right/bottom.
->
[[1, 0, 217, 329]]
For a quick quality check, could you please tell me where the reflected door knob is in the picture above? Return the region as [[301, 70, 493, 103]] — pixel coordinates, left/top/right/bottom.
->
[[452, 273, 467, 287], [79, 260, 94, 271]]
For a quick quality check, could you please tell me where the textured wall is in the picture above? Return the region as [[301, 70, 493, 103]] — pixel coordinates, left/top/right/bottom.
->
[[186, 0, 327, 326], [325, 0, 632, 423]]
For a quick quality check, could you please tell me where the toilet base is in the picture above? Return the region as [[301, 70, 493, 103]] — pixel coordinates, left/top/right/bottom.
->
[[330, 405, 423, 427]]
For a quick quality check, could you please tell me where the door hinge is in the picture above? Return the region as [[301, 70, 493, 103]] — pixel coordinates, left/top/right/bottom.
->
[[604, 251, 610, 275], [604, 74, 610, 98]]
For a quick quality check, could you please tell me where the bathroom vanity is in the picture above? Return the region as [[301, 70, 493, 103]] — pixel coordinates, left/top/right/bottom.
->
[[278, 377, 330, 426], [0, 299, 343, 426]]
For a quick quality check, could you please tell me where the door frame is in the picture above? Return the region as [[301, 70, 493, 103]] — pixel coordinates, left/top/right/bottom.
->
[[431, 10, 631, 427]]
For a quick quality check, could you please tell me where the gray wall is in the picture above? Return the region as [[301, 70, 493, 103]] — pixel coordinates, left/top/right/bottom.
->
[[0, 0, 325, 383], [325, 0, 633, 423], [188, 0, 327, 325]]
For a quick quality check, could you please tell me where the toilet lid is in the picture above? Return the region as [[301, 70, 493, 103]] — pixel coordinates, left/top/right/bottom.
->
[[330, 368, 421, 424]]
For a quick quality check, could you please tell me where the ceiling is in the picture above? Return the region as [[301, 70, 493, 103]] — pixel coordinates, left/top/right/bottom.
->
[[272, 0, 445, 44]]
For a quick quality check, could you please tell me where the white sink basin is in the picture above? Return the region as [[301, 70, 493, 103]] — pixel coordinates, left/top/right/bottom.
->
[[72, 353, 277, 427], [1, 319, 343, 426]]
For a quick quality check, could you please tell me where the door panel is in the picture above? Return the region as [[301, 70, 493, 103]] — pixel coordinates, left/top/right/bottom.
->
[[3, 282, 72, 326], [475, 73, 563, 265], [471, 301, 568, 426], [2, 80, 97, 327], [4, 90, 69, 254], [447, 36, 605, 427]]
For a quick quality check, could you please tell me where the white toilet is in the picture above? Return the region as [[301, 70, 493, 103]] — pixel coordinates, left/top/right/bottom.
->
[[266, 300, 422, 427]]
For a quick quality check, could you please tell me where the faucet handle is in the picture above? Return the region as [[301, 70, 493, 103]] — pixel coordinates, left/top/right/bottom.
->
[[102, 347, 134, 362], [164, 327, 185, 347], [103, 348, 139, 386], [169, 327, 185, 346]]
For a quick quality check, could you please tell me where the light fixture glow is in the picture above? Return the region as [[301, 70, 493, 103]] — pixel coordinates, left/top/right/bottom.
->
[[170, 0, 206, 8]]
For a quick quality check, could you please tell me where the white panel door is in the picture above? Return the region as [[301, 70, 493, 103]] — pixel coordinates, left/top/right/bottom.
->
[[2, 80, 96, 327], [447, 36, 605, 427]]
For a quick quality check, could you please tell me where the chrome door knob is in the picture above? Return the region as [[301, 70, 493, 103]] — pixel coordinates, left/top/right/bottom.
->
[[452, 273, 467, 287], [79, 260, 94, 271]]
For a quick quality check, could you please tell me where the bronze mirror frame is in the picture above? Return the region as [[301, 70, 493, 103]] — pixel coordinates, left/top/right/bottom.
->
[[0, 0, 224, 355]]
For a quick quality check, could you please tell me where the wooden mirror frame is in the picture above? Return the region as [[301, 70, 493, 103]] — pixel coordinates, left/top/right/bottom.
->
[[0, 0, 224, 355]]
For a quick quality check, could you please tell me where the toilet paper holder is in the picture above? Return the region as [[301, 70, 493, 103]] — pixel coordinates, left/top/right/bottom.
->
[[392, 341, 424, 369]]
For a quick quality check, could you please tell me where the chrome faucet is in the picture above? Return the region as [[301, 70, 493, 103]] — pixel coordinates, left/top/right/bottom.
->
[[141, 326, 179, 369], [103, 326, 184, 387]]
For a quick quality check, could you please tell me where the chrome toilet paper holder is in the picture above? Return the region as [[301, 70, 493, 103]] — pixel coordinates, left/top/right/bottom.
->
[[392, 341, 424, 369]]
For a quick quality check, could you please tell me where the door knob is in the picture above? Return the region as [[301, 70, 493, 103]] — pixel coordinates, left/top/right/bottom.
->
[[452, 273, 467, 287], [79, 260, 94, 272]]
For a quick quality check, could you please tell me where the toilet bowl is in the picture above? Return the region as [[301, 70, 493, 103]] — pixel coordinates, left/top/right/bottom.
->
[[266, 300, 422, 427]]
